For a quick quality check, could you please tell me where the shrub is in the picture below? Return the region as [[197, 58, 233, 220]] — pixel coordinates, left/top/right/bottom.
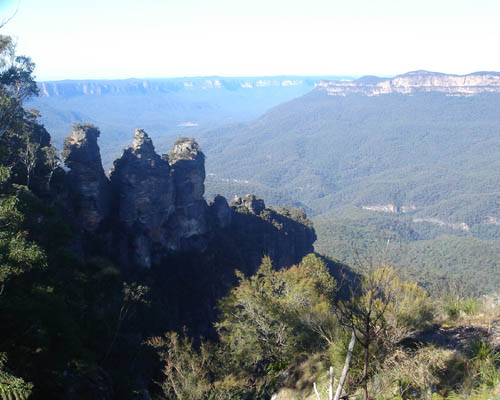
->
[[148, 331, 213, 400], [216, 255, 337, 370]]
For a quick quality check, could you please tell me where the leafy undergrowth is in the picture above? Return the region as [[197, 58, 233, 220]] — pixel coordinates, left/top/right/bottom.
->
[[274, 295, 500, 400]]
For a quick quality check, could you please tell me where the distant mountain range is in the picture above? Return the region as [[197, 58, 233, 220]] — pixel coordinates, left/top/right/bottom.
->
[[37, 76, 340, 97], [27, 75, 350, 166], [317, 70, 500, 96]]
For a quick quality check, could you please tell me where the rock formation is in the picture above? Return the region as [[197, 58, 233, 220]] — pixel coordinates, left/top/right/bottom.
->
[[109, 129, 175, 268], [62, 126, 316, 271], [231, 194, 266, 215], [316, 70, 500, 97], [229, 195, 317, 271], [167, 137, 209, 251], [208, 195, 232, 229], [63, 124, 110, 233]]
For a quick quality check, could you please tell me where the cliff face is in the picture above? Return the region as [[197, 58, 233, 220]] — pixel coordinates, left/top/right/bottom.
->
[[109, 129, 175, 268], [63, 125, 315, 271], [228, 195, 317, 272], [317, 71, 500, 96], [63, 124, 111, 233], [36, 77, 325, 98], [167, 138, 209, 251]]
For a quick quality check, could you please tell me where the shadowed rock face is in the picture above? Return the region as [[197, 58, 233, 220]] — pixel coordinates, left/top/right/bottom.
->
[[64, 129, 213, 268], [168, 137, 209, 251], [228, 197, 317, 271], [208, 195, 232, 229], [63, 128, 316, 271], [63, 124, 110, 233], [110, 129, 175, 268]]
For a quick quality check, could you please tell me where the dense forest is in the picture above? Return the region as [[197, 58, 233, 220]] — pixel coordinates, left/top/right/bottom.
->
[[0, 33, 499, 400], [199, 87, 500, 294]]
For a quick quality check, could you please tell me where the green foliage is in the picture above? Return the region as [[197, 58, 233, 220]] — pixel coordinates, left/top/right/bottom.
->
[[384, 275, 435, 342], [468, 341, 500, 389], [0, 35, 38, 138], [0, 174, 47, 290], [0, 353, 33, 400], [216, 255, 337, 371], [199, 92, 500, 297], [314, 208, 500, 295], [148, 332, 213, 400]]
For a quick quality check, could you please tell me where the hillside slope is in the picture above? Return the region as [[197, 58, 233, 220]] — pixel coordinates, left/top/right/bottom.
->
[[198, 71, 500, 293]]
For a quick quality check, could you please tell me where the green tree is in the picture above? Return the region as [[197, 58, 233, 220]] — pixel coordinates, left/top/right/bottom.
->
[[42, 145, 61, 191], [0, 168, 46, 295], [216, 254, 337, 372], [148, 331, 213, 400], [337, 264, 434, 400], [0, 353, 33, 400], [0, 35, 38, 137]]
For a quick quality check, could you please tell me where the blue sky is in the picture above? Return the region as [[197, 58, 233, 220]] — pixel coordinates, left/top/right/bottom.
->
[[1, 0, 500, 80]]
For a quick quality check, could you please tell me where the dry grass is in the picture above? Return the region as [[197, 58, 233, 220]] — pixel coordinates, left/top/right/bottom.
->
[[272, 353, 331, 400]]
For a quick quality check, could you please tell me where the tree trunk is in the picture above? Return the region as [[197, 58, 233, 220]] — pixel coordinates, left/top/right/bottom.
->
[[334, 330, 356, 400], [329, 366, 334, 400], [313, 382, 321, 400], [363, 317, 370, 400]]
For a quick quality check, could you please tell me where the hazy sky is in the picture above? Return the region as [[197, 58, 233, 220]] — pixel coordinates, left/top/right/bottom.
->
[[1, 0, 500, 80]]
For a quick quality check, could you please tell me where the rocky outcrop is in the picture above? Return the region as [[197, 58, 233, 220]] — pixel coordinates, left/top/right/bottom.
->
[[316, 71, 500, 97], [228, 196, 317, 271], [63, 124, 110, 233], [63, 128, 316, 271], [208, 195, 232, 229], [109, 129, 175, 268], [167, 137, 209, 251], [230, 194, 266, 215]]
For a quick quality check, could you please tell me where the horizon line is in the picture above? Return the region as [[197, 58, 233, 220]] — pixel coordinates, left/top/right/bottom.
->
[[34, 70, 500, 83]]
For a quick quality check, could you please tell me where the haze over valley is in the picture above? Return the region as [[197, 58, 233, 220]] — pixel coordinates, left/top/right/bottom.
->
[[27, 75, 349, 166]]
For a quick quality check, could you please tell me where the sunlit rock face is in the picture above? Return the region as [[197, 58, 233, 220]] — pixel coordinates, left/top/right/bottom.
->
[[63, 124, 111, 233], [317, 71, 500, 96], [230, 194, 266, 215]]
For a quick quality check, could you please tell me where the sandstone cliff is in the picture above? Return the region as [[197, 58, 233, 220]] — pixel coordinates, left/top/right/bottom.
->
[[316, 70, 500, 96]]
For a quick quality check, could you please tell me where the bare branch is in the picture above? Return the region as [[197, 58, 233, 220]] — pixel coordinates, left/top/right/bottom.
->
[[0, 1, 19, 29]]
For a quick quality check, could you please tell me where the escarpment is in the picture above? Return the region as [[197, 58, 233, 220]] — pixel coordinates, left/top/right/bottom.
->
[[62, 124, 316, 272], [316, 70, 500, 96]]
